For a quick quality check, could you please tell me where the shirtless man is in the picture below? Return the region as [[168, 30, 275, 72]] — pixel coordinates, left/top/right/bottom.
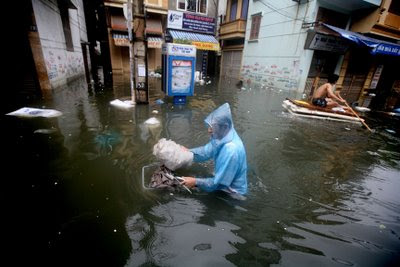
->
[[312, 74, 351, 112]]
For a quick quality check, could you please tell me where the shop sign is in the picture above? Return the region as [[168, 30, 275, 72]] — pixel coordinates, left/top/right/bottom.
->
[[114, 38, 129, 47], [164, 43, 197, 57], [191, 41, 220, 51], [370, 65, 383, 89], [113, 33, 129, 47], [168, 10, 215, 34], [148, 39, 163, 48], [305, 31, 348, 53], [373, 44, 400, 56]]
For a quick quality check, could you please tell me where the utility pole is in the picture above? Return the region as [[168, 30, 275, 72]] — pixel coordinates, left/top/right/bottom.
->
[[127, 0, 136, 104]]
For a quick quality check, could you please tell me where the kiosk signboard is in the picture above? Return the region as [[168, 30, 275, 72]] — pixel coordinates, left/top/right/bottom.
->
[[162, 43, 196, 104]]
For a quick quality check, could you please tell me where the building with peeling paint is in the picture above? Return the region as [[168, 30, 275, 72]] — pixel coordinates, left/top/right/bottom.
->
[[30, 0, 91, 89]]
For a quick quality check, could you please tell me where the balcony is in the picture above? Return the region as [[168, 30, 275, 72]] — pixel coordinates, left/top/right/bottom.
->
[[144, 0, 168, 14], [319, 0, 381, 13], [219, 19, 246, 40], [351, 0, 400, 40], [379, 11, 400, 29]]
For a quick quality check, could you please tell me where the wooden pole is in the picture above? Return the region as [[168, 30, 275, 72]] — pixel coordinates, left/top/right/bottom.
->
[[344, 102, 373, 132], [127, 0, 136, 104]]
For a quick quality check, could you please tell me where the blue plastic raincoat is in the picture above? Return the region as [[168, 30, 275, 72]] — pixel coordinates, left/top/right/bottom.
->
[[190, 103, 248, 195]]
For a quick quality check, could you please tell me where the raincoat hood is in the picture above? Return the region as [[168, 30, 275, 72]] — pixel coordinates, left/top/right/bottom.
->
[[204, 103, 234, 146]]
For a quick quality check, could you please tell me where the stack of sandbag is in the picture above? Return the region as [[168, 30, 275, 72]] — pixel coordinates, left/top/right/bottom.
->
[[153, 138, 193, 170]]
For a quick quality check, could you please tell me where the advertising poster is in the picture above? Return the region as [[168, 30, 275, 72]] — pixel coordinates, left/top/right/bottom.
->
[[171, 60, 192, 94]]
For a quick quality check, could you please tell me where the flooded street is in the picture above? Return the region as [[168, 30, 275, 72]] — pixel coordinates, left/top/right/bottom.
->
[[4, 76, 400, 266]]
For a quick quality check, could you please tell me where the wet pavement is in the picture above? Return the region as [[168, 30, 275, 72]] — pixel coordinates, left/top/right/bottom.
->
[[4, 76, 400, 266]]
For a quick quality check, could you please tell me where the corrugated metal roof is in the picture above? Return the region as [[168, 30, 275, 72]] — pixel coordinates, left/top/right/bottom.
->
[[169, 30, 218, 44], [147, 37, 163, 42]]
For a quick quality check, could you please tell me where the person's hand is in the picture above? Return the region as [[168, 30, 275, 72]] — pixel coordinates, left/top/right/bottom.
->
[[341, 99, 347, 105], [181, 145, 189, 152], [181, 177, 196, 188]]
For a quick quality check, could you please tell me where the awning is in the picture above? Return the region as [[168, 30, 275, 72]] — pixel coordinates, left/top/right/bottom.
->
[[112, 33, 129, 47], [146, 19, 163, 35], [111, 14, 127, 31], [169, 30, 220, 51], [147, 37, 163, 48], [323, 23, 400, 56]]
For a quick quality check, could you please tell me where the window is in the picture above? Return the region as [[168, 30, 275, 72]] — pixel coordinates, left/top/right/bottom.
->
[[241, 0, 249, 19], [389, 0, 400, 16], [230, 0, 238, 21], [177, 0, 185, 9], [249, 13, 261, 40], [198, 0, 207, 14], [177, 0, 207, 14], [187, 0, 196, 12], [58, 0, 74, 51]]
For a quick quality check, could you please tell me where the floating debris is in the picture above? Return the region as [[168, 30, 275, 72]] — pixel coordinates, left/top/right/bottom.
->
[[110, 99, 135, 109], [144, 117, 160, 125], [366, 151, 380, 156], [7, 107, 62, 118], [34, 128, 57, 134], [332, 257, 354, 266], [193, 243, 211, 251]]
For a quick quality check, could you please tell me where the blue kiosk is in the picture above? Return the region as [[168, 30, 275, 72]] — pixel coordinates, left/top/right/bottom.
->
[[162, 43, 196, 105]]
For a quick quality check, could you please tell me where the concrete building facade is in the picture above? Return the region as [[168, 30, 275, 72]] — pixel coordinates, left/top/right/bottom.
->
[[31, 0, 90, 89], [241, 0, 316, 92], [219, 0, 249, 80]]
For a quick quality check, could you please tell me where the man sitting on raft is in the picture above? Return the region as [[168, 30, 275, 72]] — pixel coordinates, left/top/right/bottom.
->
[[312, 74, 351, 112]]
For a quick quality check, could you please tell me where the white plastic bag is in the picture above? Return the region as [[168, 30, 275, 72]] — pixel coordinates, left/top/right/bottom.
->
[[6, 107, 62, 118], [153, 138, 193, 170]]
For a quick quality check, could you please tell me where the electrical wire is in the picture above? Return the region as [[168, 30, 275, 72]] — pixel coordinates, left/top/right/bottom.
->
[[258, 0, 309, 22]]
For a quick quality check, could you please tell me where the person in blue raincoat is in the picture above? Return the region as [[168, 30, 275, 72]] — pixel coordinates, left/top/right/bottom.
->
[[182, 103, 248, 196]]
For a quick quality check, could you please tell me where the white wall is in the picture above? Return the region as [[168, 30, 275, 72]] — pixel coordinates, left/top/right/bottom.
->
[[217, 0, 227, 36], [32, 0, 88, 88], [241, 0, 318, 92]]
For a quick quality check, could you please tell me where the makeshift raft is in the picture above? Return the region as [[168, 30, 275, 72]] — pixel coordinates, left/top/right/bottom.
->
[[282, 98, 365, 124]]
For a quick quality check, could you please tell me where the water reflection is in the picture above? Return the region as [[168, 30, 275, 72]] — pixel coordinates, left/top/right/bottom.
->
[[125, 196, 245, 266]]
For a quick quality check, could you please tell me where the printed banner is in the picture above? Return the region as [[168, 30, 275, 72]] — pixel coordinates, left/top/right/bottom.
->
[[168, 10, 215, 34]]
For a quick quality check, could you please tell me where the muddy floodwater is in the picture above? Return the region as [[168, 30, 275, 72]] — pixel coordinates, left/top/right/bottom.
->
[[4, 77, 400, 266]]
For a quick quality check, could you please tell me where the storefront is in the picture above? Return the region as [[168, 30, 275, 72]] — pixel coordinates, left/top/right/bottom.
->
[[108, 7, 130, 75], [304, 22, 400, 109], [145, 16, 164, 73], [166, 10, 219, 78], [303, 24, 350, 99], [324, 24, 400, 109]]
